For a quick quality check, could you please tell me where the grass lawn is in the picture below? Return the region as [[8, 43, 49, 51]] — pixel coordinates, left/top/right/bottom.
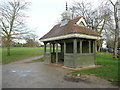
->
[[71, 53, 120, 83], [32, 57, 44, 62], [2, 47, 44, 64], [0, 48, 2, 63]]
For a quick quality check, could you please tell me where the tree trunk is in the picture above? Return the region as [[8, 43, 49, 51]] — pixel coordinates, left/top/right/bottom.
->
[[113, 4, 119, 58], [98, 46, 101, 52], [96, 39, 102, 52], [113, 31, 119, 58], [7, 45, 10, 56], [7, 39, 11, 56]]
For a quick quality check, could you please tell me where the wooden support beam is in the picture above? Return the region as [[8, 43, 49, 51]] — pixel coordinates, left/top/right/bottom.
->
[[49, 43, 52, 63], [95, 41, 97, 53], [53, 43, 55, 53], [50, 43, 52, 53], [89, 41, 91, 53], [56, 43, 58, 63], [44, 42, 47, 60], [93, 41, 95, 53], [80, 40, 82, 53], [64, 41, 66, 54], [74, 39, 77, 67], [74, 39, 77, 54], [94, 41, 96, 65], [60, 43, 63, 53]]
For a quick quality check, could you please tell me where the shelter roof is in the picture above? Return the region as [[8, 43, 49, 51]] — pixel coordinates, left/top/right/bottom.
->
[[40, 16, 100, 41]]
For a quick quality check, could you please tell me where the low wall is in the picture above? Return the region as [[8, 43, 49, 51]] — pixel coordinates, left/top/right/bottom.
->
[[44, 53, 51, 63], [64, 53, 95, 68], [45, 52, 95, 68], [64, 54, 75, 67], [76, 54, 95, 67], [45, 52, 64, 63]]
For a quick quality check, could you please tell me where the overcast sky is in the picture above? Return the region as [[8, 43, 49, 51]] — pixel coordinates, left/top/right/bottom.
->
[[0, 0, 118, 43], [26, 0, 101, 42]]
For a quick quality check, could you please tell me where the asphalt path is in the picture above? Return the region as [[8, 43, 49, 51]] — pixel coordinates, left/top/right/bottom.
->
[[2, 62, 119, 88]]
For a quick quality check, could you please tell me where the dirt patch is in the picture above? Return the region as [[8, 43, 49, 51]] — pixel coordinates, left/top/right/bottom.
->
[[64, 73, 89, 82], [64, 73, 119, 88]]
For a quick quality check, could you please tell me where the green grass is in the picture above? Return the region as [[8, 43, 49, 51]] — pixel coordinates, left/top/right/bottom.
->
[[32, 57, 44, 62], [71, 53, 120, 82], [2, 47, 44, 64], [0, 48, 2, 63]]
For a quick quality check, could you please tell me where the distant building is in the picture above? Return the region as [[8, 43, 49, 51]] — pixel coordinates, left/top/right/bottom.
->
[[40, 3, 101, 68]]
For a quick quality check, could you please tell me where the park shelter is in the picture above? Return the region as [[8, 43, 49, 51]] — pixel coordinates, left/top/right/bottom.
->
[[40, 5, 100, 68]]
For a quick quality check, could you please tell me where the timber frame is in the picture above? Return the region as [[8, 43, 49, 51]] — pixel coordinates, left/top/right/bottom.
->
[[43, 38, 96, 68]]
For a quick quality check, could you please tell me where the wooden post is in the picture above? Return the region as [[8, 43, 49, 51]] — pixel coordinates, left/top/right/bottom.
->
[[56, 43, 58, 63], [44, 42, 47, 61], [53, 43, 55, 53], [93, 41, 94, 53], [44, 42, 46, 55], [60, 43, 63, 53], [74, 39, 77, 54], [64, 41, 66, 66], [80, 40, 82, 53], [64, 41, 66, 54], [95, 41, 97, 53], [50, 43, 52, 53], [94, 41, 96, 65], [74, 39, 77, 67], [89, 41, 91, 53], [50, 43, 52, 62]]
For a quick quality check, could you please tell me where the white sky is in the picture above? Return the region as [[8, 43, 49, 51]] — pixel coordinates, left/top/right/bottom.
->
[[25, 0, 100, 41], [0, 0, 117, 43]]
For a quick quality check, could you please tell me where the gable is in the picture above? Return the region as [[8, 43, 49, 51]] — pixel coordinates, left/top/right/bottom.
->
[[76, 17, 87, 27]]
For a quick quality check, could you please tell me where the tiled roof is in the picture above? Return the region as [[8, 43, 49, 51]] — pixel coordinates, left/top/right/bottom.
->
[[40, 16, 100, 40]]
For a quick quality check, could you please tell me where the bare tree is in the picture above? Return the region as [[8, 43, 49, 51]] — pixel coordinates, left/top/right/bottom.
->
[[70, 1, 110, 52], [70, 1, 92, 28], [108, 0, 119, 58], [0, 0, 30, 56]]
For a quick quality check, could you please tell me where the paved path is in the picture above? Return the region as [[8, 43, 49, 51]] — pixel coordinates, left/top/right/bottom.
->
[[11, 55, 43, 64], [0, 64, 2, 89], [2, 62, 119, 88]]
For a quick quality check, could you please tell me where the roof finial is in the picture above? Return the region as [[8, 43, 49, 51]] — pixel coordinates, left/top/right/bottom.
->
[[66, 2, 68, 11]]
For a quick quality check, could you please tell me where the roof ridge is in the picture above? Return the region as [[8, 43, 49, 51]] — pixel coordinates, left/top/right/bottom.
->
[[69, 16, 83, 22]]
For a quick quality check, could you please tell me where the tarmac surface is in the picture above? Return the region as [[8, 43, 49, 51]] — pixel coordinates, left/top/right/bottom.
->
[[2, 62, 119, 88], [0, 64, 2, 89]]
